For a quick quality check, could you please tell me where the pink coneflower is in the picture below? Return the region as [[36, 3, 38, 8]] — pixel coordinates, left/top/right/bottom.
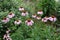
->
[[36, 16, 41, 20], [6, 29, 10, 34], [48, 16, 57, 22], [3, 34, 7, 39], [7, 12, 15, 18], [32, 14, 37, 18], [3, 34, 10, 39], [37, 10, 43, 15], [2, 17, 10, 23], [14, 20, 22, 25], [19, 7, 24, 11], [25, 19, 34, 26], [21, 11, 28, 16], [42, 17, 48, 22]]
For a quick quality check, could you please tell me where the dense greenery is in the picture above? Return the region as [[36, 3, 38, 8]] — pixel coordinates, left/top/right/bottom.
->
[[0, 0, 60, 40]]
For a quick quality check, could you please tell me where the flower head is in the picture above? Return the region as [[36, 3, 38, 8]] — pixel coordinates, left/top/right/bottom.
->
[[32, 14, 37, 18], [3, 34, 10, 39], [48, 16, 57, 22], [42, 16, 49, 22], [7, 12, 15, 18], [14, 20, 22, 25], [37, 10, 43, 15], [19, 7, 24, 11], [36, 16, 41, 20], [21, 11, 28, 16], [2, 17, 10, 23], [25, 19, 34, 26], [6, 29, 10, 34]]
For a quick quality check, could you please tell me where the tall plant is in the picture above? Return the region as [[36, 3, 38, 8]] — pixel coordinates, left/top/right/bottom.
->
[[0, 0, 18, 12], [55, 0, 60, 21], [34, 0, 56, 17], [42, 0, 56, 17]]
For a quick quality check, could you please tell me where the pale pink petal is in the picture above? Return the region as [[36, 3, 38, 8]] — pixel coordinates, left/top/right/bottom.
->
[[2, 18, 10, 23], [14, 20, 22, 25], [53, 18, 57, 22], [42, 18, 47, 22], [21, 13, 26, 16], [32, 15, 36, 18], [31, 20, 34, 23], [19, 8, 24, 11], [36, 17, 41, 20], [7, 14, 15, 18], [37, 11, 43, 15], [48, 17, 53, 21], [27, 22, 33, 26]]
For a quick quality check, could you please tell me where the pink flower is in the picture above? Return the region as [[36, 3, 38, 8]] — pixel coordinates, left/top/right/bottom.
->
[[25, 19, 34, 26], [48, 16, 57, 22], [42, 16, 49, 22], [36, 16, 41, 20], [19, 7, 24, 11], [3, 34, 10, 39], [3, 34, 7, 39], [6, 29, 10, 34], [21, 11, 28, 16], [14, 20, 22, 25], [37, 10, 43, 15], [32, 14, 37, 18], [2, 17, 10, 23], [7, 12, 15, 18]]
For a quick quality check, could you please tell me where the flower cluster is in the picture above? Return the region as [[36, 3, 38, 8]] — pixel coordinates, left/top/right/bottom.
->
[[32, 14, 41, 20], [2, 7, 57, 26], [1, 7, 57, 40], [32, 10, 57, 22], [3, 29, 12, 40], [2, 12, 15, 24], [42, 16, 57, 22], [32, 10, 43, 20], [1, 7, 34, 26], [19, 7, 28, 16]]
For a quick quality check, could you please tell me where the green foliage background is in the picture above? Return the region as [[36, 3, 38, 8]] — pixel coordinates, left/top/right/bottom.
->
[[0, 0, 60, 40]]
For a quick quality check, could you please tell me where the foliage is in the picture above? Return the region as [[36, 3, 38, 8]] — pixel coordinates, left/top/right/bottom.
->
[[55, 0, 60, 21], [0, 0, 60, 40], [0, 0, 18, 12], [41, 0, 56, 17]]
